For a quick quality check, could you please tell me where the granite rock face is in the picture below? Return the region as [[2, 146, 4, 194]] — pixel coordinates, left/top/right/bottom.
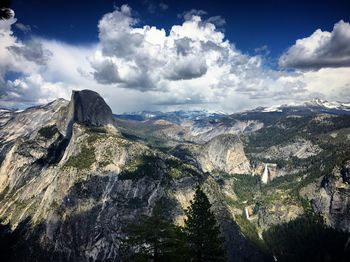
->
[[0, 91, 264, 262], [0, 99, 68, 143], [257, 203, 304, 230], [2, 90, 349, 261], [301, 161, 350, 232], [198, 134, 251, 174], [69, 90, 113, 126], [58, 90, 114, 137]]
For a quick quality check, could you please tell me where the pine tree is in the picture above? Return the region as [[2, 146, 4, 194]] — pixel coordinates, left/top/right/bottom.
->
[[120, 207, 188, 261], [184, 186, 225, 262]]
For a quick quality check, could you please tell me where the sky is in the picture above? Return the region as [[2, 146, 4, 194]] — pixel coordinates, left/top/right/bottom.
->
[[0, 0, 350, 113]]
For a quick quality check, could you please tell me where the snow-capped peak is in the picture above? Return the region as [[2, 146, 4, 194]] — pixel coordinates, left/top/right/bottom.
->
[[254, 98, 350, 113], [303, 98, 350, 111]]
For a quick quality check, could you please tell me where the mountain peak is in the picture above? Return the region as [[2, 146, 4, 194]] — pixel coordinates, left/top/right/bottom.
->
[[57, 89, 114, 137], [254, 98, 350, 114], [69, 90, 113, 126]]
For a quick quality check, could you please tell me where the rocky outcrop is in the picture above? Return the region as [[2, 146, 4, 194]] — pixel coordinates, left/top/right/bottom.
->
[[0, 121, 169, 261], [57, 90, 114, 137], [255, 138, 322, 160], [115, 114, 264, 145], [202, 177, 265, 262], [190, 120, 263, 144], [300, 161, 350, 232], [198, 134, 251, 174], [0, 99, 68, 143], [2, 90, 349, 261], [257, 203, 304, 230], [0, 91, 263, 262], [0, 108, 14, 127]]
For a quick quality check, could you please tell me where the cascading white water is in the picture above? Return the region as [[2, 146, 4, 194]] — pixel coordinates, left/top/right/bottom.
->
[[262, 164, 269, 184]]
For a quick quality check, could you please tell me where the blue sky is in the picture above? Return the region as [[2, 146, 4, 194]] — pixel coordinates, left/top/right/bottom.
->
[[1, 0, 350, 112], [13, 0, 350, 58]]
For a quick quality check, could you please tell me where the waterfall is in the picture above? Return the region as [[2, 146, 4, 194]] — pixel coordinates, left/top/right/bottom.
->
[[262, 164, 269, 184]]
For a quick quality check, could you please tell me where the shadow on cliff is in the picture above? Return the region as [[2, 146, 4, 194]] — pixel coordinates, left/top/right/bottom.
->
[[262, 214, 350, 262], [38, 156, 189, 262], [0, 158, 270, 262], [0, 217, 57, 262]]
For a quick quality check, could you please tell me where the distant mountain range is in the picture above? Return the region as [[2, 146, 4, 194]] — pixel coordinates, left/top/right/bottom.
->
[[115, 98, 350, 123], [252, 98, 350, 114]]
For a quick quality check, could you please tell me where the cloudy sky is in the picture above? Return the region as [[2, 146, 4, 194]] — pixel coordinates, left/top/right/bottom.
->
[[0, 0, 350, 113]]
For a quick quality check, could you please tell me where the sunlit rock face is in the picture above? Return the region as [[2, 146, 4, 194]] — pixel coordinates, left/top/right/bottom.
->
[[0, 90, 264, 262], [0, 99, 69, 143], [1, 90, 350, 261], [198, 134, 251, 175]]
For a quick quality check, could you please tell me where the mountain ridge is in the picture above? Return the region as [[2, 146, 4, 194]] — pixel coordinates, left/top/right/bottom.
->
[[0, 90, 350, 261]]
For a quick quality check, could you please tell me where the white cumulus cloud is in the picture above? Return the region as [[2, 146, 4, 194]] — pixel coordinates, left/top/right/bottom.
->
[[1, 6, 350, 113], [279, 20, 350, 69]]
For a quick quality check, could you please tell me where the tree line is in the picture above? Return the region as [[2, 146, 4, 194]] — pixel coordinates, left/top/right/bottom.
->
[[119, 187, 226, 262]]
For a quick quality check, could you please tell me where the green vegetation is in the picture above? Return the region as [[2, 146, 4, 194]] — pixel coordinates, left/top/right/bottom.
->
[[86, 133, 101, 144], [221, 173, 262, 209], [121, 188, 225, 262], [231, 174, 260, 203], [165, 157, 200, 179], [38, 125, 58, 139], [85, 126, 112, 144], [119, 155, 159, 181], [263, 214, 350, 261], [120, 207, 188, 262], [234, 215, 266, 251], [184, 187, 226, 261], [246, 114, 350, 154], [222, 115, 350, 259], [242, 113, 350, 212], [119, 154, 201, 181], [98, 160, 112, 167], [99, 147, 114, 168], [64, 145, 95, 170], [63, 129, 122, 170], [222, 172, 308, 250]]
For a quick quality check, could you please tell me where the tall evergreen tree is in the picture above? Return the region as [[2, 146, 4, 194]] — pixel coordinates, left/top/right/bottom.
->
[[184, 186, 225, 262], [120, 207, 188, 262]]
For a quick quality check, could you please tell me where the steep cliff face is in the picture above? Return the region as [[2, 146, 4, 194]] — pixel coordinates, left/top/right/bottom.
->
[[3, 91, 349, 261], [0, 108, 14, 127], [301, 161, 350, 232], [112, 101, 350, 259], [0, 91, 262, 261], [57, 90, 115, 137], [0, 97, 178, 261], [198, 134, 251, 175], [0, 99, 68, 143]]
